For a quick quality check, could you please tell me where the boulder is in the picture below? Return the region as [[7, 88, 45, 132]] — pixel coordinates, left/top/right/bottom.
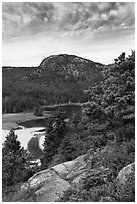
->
[[116, 162, 135, 185], [72, 172, 86, 184], [22, 154, 88, 201], [52, 154, 88, 182], [28, 169, 70, 202], [116, 162, 135, 201], [51, 163, 69, 177]]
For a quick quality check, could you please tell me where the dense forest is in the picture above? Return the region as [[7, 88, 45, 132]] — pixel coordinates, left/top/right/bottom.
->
[[2, 52, 135, 201], [2, 54, 103, 113]]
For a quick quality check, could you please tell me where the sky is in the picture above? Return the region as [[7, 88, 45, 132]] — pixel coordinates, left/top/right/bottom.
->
[[2, 2, 135, 66]]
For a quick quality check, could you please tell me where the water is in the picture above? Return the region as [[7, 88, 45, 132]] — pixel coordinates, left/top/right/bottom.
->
[[2, 127, 45, 150]]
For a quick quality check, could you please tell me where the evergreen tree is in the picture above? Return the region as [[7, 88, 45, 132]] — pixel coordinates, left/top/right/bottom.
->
[[42, 111, 66, 168], [84, 51, 135, 142], [58, 135, 76, 162], [2, 129, 26, 188], [103, 51, 135, 141]]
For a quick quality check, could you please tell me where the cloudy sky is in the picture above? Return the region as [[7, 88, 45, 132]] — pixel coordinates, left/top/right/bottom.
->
[[2, 2, 135, 66]]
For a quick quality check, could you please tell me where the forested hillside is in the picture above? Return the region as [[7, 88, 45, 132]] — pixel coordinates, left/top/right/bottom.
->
[[2, 54, 103, 113], [2, 52, 135, 202]]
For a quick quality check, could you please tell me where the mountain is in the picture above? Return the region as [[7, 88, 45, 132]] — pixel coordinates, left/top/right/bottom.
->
[[31, 54, 104, 85], [2, 54, 104, 113]]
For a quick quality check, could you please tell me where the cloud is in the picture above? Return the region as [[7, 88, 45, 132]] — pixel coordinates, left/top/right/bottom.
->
[[2, 2, 135, 66], [2, 2, 55, 38], [2, 2, 135, 39], [3, 25, 134, 66]]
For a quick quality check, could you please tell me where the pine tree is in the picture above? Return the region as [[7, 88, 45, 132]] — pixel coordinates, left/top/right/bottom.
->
[[42, 111, 66, 168], [103, 51, 135, 140], [85, 51, 135, 142], [2, 129, 26, 188], [58, 135, 76, 162]]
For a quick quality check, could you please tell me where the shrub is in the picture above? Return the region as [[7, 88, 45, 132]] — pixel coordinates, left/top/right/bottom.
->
[[2, 182, 38, 202], [91, 134, 106, 148]]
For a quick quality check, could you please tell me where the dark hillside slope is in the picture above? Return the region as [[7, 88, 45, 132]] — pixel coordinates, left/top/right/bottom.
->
[[2, 54, 104, 113], [28, 54, 104, 88]]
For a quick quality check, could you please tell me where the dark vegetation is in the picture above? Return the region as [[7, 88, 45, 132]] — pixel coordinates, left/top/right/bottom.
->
[[28, 137, 43, 158], [2, 52, 135, 201], [2, 130, 42, 201], [2, 54, 103, 114]]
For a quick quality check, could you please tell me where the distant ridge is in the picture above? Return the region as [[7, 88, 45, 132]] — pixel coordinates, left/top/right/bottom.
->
[[2, 54, 104, 112]]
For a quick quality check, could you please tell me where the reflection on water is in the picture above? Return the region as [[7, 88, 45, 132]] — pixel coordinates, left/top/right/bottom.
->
[[28, 137, 43, 158], [2, 127, 46, 151]]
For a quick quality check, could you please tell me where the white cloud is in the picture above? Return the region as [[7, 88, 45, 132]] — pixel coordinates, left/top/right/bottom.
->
[[2, 2, 135, 38], [109, 10, 118, 17], [22, 15, 32, 24], [2, 2, 135, 66], [101, 13, 108, 21], [2, 25, 135, 66]]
